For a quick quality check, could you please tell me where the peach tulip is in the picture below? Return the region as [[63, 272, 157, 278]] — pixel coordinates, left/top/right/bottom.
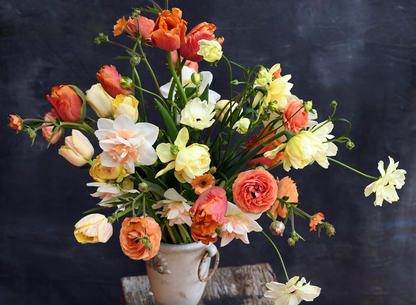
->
[[74, 213, 113, 244], [58, 130, 94, 167]]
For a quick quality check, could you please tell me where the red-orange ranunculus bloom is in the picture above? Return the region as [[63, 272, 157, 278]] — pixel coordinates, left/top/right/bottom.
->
[[244, 126, 285, 168], [96, 65, 133, 98], [46, 85, 83, 122], [309, 212, 325, 231], [114, 16, 155, 40], [269, 176, 299, 219], [9, 115, 22, 133], [180, 22, 217, 62], [190, 186, 227, 245], [119, 216, 162, 261], [283, 98, 309, 134], [42, 109, 64, 145], [191, 173, 215, 195], [233, 169, 278, 215], [151, 8, 187, 51]]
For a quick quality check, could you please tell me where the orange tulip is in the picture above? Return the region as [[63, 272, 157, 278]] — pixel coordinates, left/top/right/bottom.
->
[[151, 8, 187, 51], [114, 16, 155, 40], [96, 65, 133, 98], [46, 85, 83, 122], [180, 22, 217, 62]]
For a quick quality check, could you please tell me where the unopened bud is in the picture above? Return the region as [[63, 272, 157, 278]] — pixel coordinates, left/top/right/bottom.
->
[[209, 166, 217, 174], [138, 182, 148, 192], [268, 100, 279, 112], [131, 8, 141, 18], [326, 225, 336, 237], [120, 76, 133, 90], [256, 165, 266, 170], [304, 101, 313, 112], [270, 221, 285, 236], [130, 56, 141, 66], [288, 237, 295, 246], [94, 33, 109, 45], [331, 100, 338, 107], [230, 79, 240, 85], [215, 225, 222, 235], [170, 144, 179, 155], [191, 73, 203, 86], [346, 141, 355, 150]]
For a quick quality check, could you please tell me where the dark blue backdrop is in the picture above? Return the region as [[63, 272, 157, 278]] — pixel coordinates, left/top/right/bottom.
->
[[1, 0, 416, 304]]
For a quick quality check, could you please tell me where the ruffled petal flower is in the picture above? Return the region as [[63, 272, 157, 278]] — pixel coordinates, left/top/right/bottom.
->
[[180, 97, 215, 130], [152, 189, 192, 226]]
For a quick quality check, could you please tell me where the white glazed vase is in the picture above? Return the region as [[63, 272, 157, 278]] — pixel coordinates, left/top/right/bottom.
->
[[145, 241, 218, 305]]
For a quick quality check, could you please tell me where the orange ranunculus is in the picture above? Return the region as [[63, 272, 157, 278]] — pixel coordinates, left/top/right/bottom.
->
[[309, 212, 325, 231], [233, 170, 278, 215], [191, 173, 215, 195], [119, 216, 162, 261], [170, 51, 199, 72], [114, 16, 155, 40], [41, 109, 64, 145], [190, 186, 228, 245], [244, 126, 285, 168], [269, 176, 299, 219], [151, 8, 187, 51], [96, 65, 133, 98], [9, 115, 22, 133], [283, 98, 309, 134], [46, 85, 84, 122], [180, 22, 217, 62]]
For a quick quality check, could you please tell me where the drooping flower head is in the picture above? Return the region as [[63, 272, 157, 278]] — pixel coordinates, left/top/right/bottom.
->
[[364, 156, 406, 206], [151, 8, 187, 51], [180, 97, 215, 130], [9, 115, 22, 133], [74, 214, 113, 244], [119, 216, 162, 261], [95, 114, 159, 173], [96, 65, 133, 98], [233, 169, 278, 215], [46, 85, 84, 122]]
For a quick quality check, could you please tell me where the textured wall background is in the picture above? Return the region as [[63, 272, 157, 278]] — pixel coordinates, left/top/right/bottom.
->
[[1, 0, 416, 304]]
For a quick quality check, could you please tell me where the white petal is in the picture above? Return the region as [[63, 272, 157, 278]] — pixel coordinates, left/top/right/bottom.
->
[[136, 123, 159, 144], [135, 141, 158, 166]]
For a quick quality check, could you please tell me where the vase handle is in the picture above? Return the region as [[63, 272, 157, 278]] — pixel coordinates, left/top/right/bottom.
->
[[197, 249, 220, 282]]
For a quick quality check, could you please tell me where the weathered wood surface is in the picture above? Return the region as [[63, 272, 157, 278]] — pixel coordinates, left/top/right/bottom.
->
[[121, 263, 276, 305]]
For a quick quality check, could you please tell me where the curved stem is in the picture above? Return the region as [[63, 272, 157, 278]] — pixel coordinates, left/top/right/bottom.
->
[[134, 68, 146, 121], [261, 231, 289, 282], [222, 55, 233, 102], [328, 157, 379, 180], [167, 51, 188, 108]]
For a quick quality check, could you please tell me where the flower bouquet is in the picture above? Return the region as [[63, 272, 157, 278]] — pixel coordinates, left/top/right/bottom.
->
[[8, 1, 407, 304]]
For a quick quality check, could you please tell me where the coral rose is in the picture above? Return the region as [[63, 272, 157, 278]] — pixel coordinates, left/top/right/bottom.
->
[[269, 176, 299, 219], [42, 109, 64, 145], [96, 65, 133, 98], [151, 8, 187, 51], [46, 85, 84, 122], [283, 98, 309, 133], [233, 170, 278, 215], [119, 216, 162, 261], [180, 22, 217, 62]]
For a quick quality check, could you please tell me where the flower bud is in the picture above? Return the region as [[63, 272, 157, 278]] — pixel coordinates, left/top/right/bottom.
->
[[270, 221, 285, 236], [287, 237, 295, 246], [209, 166, 217, 174], [138, 182, 148, 192], [215, 100, 238, 123], [232, 118, 250, 134], [171, 144, 179, 155], [94, 33, 109, 44], [130, 56, 141, 66], [191, 72, 204, 86], [215, 225, 223, 235], [59, 130, 94, 167], [331, 100, 338, 107], [268, 100, 279, 112], [326, 225, 336, 237], [346, 141, 355, 150], [304, 101, 313, 112], [120, 76, 134, 90]]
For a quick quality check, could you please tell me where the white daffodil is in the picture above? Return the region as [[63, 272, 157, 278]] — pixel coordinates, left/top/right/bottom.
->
[[155, 127, 211, 183], [159, 66, 220, 104], [364, 156, 406, 206], [264, 276, 321, 305], [87, 180, 139, 206], [180, 97, 215, 130], [152, 188, 192, 226], [95, 114, 159, 173], [309, 120, 338, 158], [219, 203, 262, 247]]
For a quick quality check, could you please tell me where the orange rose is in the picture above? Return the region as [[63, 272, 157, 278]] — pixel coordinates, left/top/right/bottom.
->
[[180, 22, 217, 62], [233, 170, 278, 215], [119, 216, 161, 261], [114, 16, 155, 40], [96, 65, 133, 98], [243, 126, 285, 168], [9, 115, 22, 133], [41, 109, 64, 145], [269, 176, 299, 219], [283, 98, 309, 134], [46, 85, 83, 122], [151, 8, 187, 51]]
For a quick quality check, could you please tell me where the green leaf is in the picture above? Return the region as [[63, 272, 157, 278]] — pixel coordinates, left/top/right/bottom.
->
[[154, 98, 178, 142], [69, 85, 87, 123], [230, 61, 248, 72], [199, 83, 210, 103]]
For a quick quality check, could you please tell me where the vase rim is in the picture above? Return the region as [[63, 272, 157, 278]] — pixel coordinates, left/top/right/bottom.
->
[[160, 241, 212, 252]]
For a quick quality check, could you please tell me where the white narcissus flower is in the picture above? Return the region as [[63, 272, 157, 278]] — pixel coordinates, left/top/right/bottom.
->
[[197, 39, 223, 63], [309, 121, 338, 158], [180, 98, 215, 130], [156, 127, 211, 183], [95, 114, 159, 173], [87, 180, 139, 206], [152, 188, 192, 226], [219, 202, 262, 247], [74, 213, 113, 244], [364, 156, 406, 206], [159, 66, 220, 104], [264, 276, 321, 305]]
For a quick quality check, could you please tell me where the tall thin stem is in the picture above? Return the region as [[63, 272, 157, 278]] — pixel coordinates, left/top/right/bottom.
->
[[261, 231, 289, 282]]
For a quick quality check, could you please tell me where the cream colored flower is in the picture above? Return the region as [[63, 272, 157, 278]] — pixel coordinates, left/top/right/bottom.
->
[[364, 156, 406, 206], [112, 95, 139, 122], [215, 99, 240, 123], [152, 188, 192, 226], [87, 179, 139, 206], [309, 121, 338, 158], [95, 114, 158, 173], [253, 74, 293, 113], [197, 39, 223, 63], [219, 202, 262, 247], [180, 98, 215, 130], [86, 83, 114, 118], [265, 131, 327, 171], [254, 64, 281, 87], [58, 130, 94, 167], [74, 213, 113, 244], [232, 118, 250, 134], [159, 66, 220, 104], [155, 127, 211, 183], [264, 276, 321, 305]]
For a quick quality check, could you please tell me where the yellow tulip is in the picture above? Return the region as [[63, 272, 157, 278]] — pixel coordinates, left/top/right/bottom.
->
[[112, 95, 139, 122], [58, 130, 94, 167], [74, 213, 113, 244]]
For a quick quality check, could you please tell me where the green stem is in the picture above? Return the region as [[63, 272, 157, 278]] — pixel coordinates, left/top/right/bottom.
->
[[138, 40, 163, 98], [167, 51, 188, 108], [166, 224, 177, 244], [222, 55, 233, 102], [261, 231, 289, 282], [60, 122, 96, 137], [328, 157, 379, 180], [134, 68, 146, 121]]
